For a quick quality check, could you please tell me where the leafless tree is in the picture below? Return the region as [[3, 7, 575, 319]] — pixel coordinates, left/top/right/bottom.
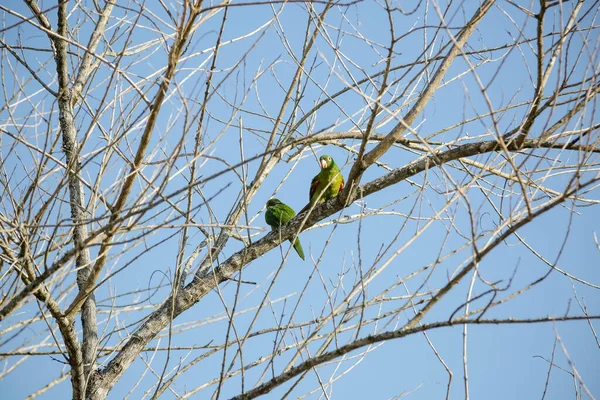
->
[[0, 0, 599, 399]]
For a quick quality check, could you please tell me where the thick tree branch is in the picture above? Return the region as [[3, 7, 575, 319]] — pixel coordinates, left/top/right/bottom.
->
[[21, 0, 91, 397], [0, 133, 596, 327], [85, 135, 594, 398], [52, 1, 98, 394]]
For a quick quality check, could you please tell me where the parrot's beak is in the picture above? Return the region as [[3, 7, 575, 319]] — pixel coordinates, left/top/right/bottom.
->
[[320, 159, 328, 169]]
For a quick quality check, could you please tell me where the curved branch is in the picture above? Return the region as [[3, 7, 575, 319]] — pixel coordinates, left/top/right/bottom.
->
[[231, 315, 600, 400]]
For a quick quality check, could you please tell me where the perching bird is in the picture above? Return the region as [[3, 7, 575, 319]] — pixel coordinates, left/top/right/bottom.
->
[[309, 155, 345, 205], [265, 198, 305, 260]]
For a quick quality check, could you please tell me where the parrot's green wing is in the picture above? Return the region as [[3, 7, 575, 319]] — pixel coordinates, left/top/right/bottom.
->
[[265, 199, 305, 260], [309, 174, 320, 203], [265, 203, 295, 227]]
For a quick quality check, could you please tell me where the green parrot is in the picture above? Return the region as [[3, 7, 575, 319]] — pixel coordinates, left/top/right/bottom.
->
[[265, 198, 305, 260], [309, 154, 345, 205]]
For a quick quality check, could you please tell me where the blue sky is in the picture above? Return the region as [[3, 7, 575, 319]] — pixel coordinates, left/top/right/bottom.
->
[[1, 0, 599, 399]]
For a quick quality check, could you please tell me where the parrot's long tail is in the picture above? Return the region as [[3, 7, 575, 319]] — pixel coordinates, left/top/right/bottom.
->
[[292, 238, 305, 261]]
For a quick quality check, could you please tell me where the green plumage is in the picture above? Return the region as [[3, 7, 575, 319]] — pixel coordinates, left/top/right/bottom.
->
[[309, 155, 345, 205], [265, 198, 305, 260]]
